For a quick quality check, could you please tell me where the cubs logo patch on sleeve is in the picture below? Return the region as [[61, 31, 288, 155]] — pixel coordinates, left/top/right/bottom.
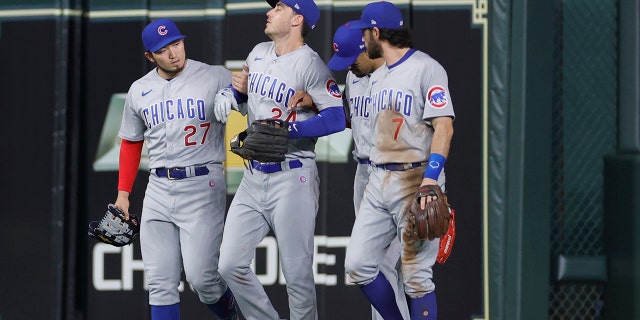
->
[[427, 85, 448, 108], [326, 79, 342, 98]]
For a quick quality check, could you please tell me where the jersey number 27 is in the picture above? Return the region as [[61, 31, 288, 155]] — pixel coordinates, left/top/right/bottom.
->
[[184, 123, 211, 146]]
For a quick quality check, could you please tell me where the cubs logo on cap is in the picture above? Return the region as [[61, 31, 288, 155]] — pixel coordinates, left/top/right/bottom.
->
[[347, 1, 404, 30], [327, 21, 366, 71], [142, 18, 186, 53]]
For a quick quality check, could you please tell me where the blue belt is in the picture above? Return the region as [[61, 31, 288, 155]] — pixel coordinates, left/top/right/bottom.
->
[[250, 159, 303, 173], [374, 161, 426, 171], [155, 166, 209, 180], [357, 157, 371, 165]]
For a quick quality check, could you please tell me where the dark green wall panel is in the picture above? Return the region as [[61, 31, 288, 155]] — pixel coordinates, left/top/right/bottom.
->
[[0, 19, 57, 320]]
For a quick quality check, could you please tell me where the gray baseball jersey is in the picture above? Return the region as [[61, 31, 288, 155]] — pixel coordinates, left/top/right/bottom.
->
[[239, 42, 344, 158], [120, 59, 230, 168], [119, 59, 232, 306], [368, 50, 455, 164], [219, 42, 343, 320], [345, 49, 455, 298], [345, 69, 375, 162]]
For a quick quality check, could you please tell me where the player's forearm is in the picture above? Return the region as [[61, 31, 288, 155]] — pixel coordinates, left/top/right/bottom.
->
[[118, 139, 143, 193], [423, 116, 454, 183], [429, 116, 454, 158], [116, 190, 130, 201], [287, 106, 346, 139], [114, 190, 132, 218]]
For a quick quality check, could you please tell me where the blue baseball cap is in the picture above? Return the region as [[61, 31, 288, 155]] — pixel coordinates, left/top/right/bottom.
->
[[327, 21, 366, 71], [266, 0, 320, 30], [348, 1, 404, 30], [142, 18, 186, 52]]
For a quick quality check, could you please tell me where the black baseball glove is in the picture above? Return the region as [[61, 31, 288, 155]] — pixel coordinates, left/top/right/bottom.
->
[[406, 184, 452, 241], [230, 119, 289, 163], [88, 204, 140, 247]]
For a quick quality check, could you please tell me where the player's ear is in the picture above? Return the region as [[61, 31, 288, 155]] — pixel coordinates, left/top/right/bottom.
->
[[371, 27, 380, 40], [144, 51, 155, 63], [292, 13, 303, 27]]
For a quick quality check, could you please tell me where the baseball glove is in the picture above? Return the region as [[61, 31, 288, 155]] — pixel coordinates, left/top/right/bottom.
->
[[406, 184, 452, 241], [230, 119, 289, 163], [88, 204, 140, 247]]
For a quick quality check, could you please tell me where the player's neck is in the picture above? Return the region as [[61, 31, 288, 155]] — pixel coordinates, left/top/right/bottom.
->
[[372, 58, 385, 70], [382, 46, 410, 67], [273, 35, 304, 56], [156, 59, 187, 80]]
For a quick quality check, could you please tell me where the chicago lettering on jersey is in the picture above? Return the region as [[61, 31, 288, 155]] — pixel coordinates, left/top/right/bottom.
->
[[371, 88, 414, 116], [349, 95, 371, 119], [142, 98, 206, 128], [248, 72, 296, 106]]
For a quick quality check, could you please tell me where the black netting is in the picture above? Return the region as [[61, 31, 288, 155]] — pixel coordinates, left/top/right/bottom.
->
[[550, 0, 617, 318]]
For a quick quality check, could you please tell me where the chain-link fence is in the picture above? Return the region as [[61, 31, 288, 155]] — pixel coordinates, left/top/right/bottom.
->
[[550, 0, 618, 318]]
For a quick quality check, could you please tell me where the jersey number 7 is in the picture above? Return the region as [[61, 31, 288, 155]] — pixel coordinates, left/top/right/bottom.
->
[[392, 118, 404, 140]]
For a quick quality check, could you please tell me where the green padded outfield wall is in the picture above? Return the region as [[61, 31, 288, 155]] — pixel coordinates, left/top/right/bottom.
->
[[604, 0, 640, 319], [548, 0, 618, 319]]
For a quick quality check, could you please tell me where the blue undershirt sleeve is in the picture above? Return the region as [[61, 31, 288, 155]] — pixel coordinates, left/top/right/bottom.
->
[[288, 106, 346, 139], [227, 85, 248, 104]]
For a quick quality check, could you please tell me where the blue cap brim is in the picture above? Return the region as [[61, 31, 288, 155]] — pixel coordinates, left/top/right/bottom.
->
[[345, 20, 372, 30], [149, 35, 186, 53], [327, 54, 359, 71]]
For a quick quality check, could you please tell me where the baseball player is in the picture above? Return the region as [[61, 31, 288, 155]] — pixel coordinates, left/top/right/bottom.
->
[[113, 18, 238, 320], [343, 2, 455, 319], [289, 22, 410, 319], [213, 0, 346, 319]]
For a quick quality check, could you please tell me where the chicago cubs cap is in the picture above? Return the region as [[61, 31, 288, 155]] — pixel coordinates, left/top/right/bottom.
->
[[266, 0, 320, 30], [327, 21, 366, 71], [142, 18, 186, 53], [348, 1, 404, 30]]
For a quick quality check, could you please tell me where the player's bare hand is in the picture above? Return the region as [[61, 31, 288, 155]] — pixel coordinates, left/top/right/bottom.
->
[[114, 191, 131, 220], [419, 179, 438, 209], [231, 65, 249, 94], [287, 90, 319, 113]]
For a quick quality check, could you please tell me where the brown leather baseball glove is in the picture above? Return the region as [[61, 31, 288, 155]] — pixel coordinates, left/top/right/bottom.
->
[[406, 184, 452, 241]]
